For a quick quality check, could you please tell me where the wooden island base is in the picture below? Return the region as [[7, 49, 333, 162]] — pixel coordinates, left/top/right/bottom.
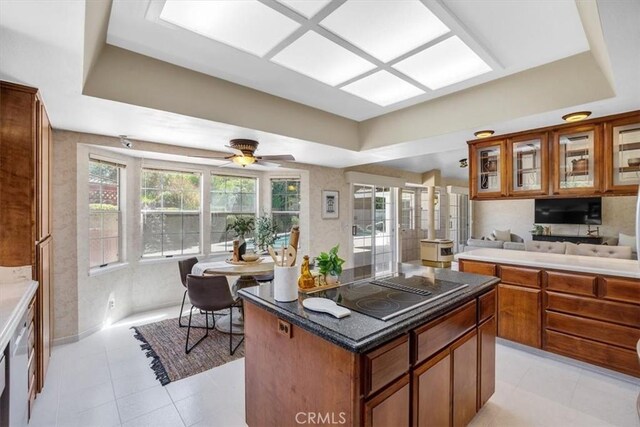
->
[[243, 288, 497, 427]]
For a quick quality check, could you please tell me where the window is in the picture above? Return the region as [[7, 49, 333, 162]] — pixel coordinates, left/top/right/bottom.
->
[[89, 159, 123, 268], [420, 189, 440, 231], [271, 179, 300, 246], [141, 169, 201, 257], [210, 174, 257, 253], [401, 190, 414, 229]]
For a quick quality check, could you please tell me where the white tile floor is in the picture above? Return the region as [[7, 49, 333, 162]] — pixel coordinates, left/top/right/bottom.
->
[[30, 305, 639, 427]]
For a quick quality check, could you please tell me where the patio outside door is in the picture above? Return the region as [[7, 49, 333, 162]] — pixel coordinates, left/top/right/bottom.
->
[[352, 185, 396, 275]]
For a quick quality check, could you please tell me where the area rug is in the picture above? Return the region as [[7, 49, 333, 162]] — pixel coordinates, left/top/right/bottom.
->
[[132, 312, 244, 385]]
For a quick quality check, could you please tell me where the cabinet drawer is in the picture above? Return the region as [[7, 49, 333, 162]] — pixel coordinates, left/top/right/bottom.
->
[[414, 300, 477, 365], [478, 289, 496, 324], [460, 261, 496, 276], [546, 311, 640, 350], [546, 292, 640, 328], [602, 277, 640, 305], [27, 321, 35, 360], [547, 271, 596, 297], [545, 330, 640, 377], [364, 335, 409, 397], [500, 265, 541, 288], [27, 298, 35, 326]]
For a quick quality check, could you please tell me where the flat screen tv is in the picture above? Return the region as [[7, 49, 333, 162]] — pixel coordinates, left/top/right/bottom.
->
[[534, 197, 602, 225]]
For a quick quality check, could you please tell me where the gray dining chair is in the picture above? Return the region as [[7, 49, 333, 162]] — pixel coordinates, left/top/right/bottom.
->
[[177, 257, 199, 328], [185, 274, 244, 355]]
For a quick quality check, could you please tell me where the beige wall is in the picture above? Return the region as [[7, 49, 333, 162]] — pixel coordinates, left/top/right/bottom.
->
[[52, 130, 428, 341], [472, 196, 637, 242]]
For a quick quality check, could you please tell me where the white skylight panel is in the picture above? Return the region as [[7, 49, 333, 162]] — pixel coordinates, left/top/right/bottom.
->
[[159, 0, 301, 57], [276, 0, 332, 18], [320, 0, 450, 63], [271, 31, 376, 86], [341, 71, 424, 106], [393, 36, 492, 90]]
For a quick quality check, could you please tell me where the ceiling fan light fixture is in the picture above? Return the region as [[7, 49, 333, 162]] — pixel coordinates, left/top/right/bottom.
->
[[474, 130, 494, 138], [562, 111, 591, 122], [232, 155, 256, 167]]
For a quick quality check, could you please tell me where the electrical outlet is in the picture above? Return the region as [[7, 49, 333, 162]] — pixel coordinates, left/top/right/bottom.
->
[[277, 319, 291, 338], [108, 300, 115, 310]]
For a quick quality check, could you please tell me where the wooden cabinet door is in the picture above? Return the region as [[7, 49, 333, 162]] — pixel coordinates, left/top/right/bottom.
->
[[498, 284, 542, 348], [364, 374, 410, 427], [603, 112, 640, 194], [551, 123, 603, 195], [452, 331, 478, 427], [469, 139, 506, 199], [37, 237, 52, 390], [413, 350, 451, 427], [36, 101, 51, 241], [506, 132, 549, 197], [478, 317, 496, 408]]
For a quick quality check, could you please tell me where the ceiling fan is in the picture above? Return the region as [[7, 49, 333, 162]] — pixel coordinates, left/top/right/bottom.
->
[[194, 139, 295, 167]]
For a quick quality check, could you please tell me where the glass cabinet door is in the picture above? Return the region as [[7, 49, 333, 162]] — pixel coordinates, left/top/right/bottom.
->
[[509, 134, 547, 195], [471, 141, 504, 198], [611, 122, 640, 188], [553, 126, 599, 194]]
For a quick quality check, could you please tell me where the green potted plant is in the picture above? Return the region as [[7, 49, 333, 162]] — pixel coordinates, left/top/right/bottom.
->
[[316, 245, 345, 286], [530, 224, 543, 236], [255, 211, 277, 252], [226, 215, 255, 257]]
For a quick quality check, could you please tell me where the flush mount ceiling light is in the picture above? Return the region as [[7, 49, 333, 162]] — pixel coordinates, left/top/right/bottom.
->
[[320, 0, 450, 63], [562, 111, 592, 122], [340, 70, 424, 106], [474, 130, 495, 138], [271, 31, 376, 86], [393, 36, 491, 90], [159, 0, 300, 57], [276, 0, 331, 18]]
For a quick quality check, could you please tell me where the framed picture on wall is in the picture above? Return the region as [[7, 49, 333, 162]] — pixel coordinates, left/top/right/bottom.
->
[[322, 190, 339, 219]]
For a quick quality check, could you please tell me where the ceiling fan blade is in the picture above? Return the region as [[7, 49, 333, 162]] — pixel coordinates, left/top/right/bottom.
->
[[257, 154, 295, 161], [188, 154, 234, 160], [224, 145, 245, 156], [256, 160, 281, 168]]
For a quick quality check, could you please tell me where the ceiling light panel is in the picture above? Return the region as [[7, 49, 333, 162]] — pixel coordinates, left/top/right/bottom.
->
[[341, 71, 424, 106], [393, 36, 492, 90], [320, 0, 450, 63], [271, 31, 376, 86], [276, 0, 332, 18], [159, 0, 300, 57]]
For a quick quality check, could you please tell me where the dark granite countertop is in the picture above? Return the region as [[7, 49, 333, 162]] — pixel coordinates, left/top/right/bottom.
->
[[238, 263, 499, 353]]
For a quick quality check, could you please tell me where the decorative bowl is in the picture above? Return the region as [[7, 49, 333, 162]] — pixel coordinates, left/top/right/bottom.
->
[[627, 158, 640, 167], [242, 253, 260, 262]]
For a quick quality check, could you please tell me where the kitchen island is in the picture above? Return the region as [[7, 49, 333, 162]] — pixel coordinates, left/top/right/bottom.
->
[[238, 263, 499, 427]]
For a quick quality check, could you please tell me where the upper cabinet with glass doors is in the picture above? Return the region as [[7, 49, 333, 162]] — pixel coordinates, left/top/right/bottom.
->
[[604, 113, 640, 194], [507, 133, 548, 197], [469, 139, 506, 199], [551, 124, 601, 195]]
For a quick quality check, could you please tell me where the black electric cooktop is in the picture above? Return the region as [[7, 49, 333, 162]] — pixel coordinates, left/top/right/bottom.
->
[[324, 274, 468, 321]]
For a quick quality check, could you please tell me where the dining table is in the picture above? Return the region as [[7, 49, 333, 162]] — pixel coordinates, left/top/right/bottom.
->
[[191, 256, 275, 334]]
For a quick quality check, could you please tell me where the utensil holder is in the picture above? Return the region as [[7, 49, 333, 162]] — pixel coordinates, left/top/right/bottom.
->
[[274, 265, 298, 302]]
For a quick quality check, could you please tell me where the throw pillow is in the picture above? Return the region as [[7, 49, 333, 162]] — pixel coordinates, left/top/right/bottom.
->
[[493, 229, 511, 242], [618, 232, 637, 252]]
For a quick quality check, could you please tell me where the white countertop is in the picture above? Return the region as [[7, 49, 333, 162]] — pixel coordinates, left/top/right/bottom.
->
[[0, 280, 38, 352], [455, 248, 640, 279]]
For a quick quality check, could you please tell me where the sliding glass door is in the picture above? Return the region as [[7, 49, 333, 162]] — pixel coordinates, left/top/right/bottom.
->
[[352, 184, 396, 275]]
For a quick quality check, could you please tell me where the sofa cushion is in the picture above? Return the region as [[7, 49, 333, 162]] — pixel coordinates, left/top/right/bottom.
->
[[493, 229, 511, 242], [503, 242, 525, 251], [565, 242, 632, 259], [618, 233, 637, 253], [525, 241, 566, 254], [467, 238, 504, 249]]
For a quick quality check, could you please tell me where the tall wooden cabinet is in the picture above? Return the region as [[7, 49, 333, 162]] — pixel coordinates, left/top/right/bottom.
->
[[0, 81, 53, 399]]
